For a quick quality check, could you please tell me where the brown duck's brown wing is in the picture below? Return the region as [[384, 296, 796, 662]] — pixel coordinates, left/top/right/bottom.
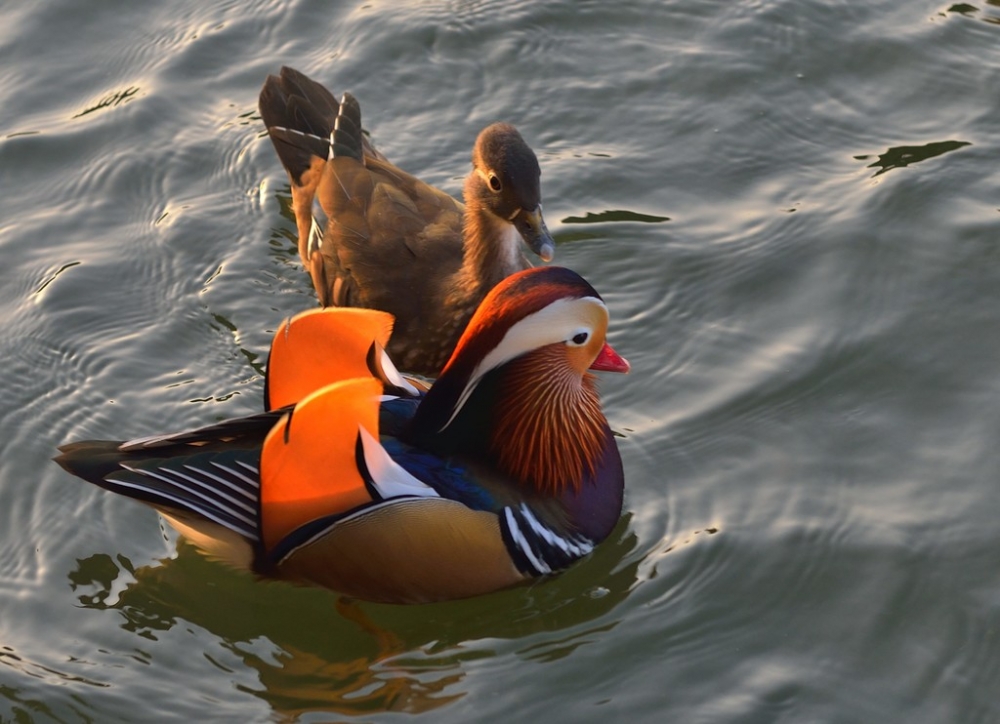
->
[[312, 156, 475, 374]]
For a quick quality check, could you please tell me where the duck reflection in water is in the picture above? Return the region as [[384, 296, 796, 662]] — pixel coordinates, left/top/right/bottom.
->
[[67, 517, 639, 718]]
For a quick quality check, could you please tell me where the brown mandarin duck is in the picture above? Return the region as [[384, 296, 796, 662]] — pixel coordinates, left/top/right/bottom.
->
[[258, 66, 556, 376], [56, 267, 629, 604]]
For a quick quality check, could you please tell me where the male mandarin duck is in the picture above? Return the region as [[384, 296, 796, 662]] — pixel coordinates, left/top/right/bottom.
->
[[258, 66, 556, 376], [56, 267, 630, 604]]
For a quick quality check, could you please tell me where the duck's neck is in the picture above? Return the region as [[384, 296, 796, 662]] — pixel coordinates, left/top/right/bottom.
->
[[487, 347, 609, 496], [458, 180, 525, 295], [408, 346, 623, 540]]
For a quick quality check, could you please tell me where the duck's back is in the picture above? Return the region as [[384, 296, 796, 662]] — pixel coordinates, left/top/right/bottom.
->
[[310, 153, 475, 373], [259, 67, 542, 376]]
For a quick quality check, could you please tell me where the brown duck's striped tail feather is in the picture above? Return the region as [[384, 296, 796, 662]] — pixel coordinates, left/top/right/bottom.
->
[[259, 67, 367, 183], [259, 69, 338, 184], [329, 92, 363, 161], [264, 126, 332, 186]]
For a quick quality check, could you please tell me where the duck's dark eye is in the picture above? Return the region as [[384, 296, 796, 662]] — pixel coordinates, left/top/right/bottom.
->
[[571, 332, 589, 346], [488, 174, 502, 192]]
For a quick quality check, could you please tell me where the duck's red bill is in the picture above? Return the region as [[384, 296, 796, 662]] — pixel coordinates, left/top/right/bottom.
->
[[590, 342, 630, 373]]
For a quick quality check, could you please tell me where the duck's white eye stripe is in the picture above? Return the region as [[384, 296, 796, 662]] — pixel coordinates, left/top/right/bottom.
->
[[438, 296, 606, 432]]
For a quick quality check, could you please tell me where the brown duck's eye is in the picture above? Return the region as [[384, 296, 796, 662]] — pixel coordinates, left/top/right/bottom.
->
[[488, 173, 502, 192], [571, 331, 589, 346]]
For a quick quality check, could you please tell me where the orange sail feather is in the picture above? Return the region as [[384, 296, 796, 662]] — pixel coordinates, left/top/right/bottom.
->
[[260, 377, 383, 549]]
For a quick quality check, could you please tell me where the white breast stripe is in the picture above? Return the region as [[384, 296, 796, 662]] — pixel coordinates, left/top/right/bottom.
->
[[503, 508, 551, 575], [518, 505, 593, 558]]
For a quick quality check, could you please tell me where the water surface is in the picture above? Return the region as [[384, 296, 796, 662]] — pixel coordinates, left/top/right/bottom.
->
[[1, 0, 999, 721]]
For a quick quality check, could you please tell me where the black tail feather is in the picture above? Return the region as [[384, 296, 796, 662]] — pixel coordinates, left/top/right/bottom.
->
[[259, 66, 369, 182], [330, 92, 363, 162], [54, 413, 283, 542]]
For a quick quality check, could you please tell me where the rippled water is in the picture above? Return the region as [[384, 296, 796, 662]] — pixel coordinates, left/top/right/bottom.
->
[[2, 0, 999, 721]]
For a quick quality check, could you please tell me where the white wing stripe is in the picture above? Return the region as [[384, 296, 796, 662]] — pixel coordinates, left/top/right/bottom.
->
[[181, 465, 257, 509], [114, 468, 258, 539], [235, 460, 260, 476], [379, 348, 421, 396], [358, 427, 440, 500], [210, 462, 259, 489], [120, 464, 258, 529]]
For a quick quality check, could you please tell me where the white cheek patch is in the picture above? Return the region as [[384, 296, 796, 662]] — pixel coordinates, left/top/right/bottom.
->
[[439, 296, 607, 431]]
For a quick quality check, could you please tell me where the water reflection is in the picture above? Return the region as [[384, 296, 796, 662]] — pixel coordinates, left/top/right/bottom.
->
[[72, 86, 141, 119], [562, 209, 670, 224], [944, 2, 1000, 23], [854, 140, 971, 177], [66, 518, 640, 718], [0, 642, 109, 721], [946, 3, 978, 15]]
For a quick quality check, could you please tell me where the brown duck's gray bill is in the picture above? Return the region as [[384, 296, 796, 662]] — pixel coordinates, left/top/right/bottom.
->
[[515, 207, 556, 262]]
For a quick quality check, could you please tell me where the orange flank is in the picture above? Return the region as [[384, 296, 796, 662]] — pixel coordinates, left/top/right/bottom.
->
[[260, 377, 383, 550], [266, 308, 393, 410]]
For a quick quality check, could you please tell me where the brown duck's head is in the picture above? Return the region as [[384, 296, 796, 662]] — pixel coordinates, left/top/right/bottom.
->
[[414, 266, 629, 493], [469, 123, 556, 262]]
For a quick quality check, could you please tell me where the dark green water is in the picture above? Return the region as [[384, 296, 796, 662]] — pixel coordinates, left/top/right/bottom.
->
[[2, 0, 999, 721]]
